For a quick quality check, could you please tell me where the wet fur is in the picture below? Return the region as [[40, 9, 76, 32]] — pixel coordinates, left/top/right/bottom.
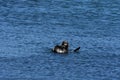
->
[[53, 41, 80, 53], [53, 41, 68, 53]]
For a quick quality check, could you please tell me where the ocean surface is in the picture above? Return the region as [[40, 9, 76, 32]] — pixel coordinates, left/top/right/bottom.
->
[[0, 0, 120, 79]]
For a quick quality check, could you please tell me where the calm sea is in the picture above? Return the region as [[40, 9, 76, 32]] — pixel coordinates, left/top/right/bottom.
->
[[0, 0, 120, 79]]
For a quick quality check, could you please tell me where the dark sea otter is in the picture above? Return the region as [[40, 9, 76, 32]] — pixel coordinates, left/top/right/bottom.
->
[[53, 41, 80, 54]]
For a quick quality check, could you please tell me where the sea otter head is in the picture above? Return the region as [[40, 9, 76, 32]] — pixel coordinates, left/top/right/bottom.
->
[[61, 41, 69, 49]]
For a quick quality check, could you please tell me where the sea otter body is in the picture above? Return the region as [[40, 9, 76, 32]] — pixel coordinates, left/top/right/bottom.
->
[[53, 41, 69, 54]]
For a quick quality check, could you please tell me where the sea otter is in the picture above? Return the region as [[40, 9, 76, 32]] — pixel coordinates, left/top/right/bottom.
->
[[53, 41, 69, 53], [53, 41, 80, 54]]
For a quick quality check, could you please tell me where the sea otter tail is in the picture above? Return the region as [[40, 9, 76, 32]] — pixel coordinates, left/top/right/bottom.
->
[[74, 47, 80, 52]]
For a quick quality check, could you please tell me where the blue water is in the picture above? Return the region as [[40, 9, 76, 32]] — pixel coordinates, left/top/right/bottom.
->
[[0, 0, 120, 79]]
